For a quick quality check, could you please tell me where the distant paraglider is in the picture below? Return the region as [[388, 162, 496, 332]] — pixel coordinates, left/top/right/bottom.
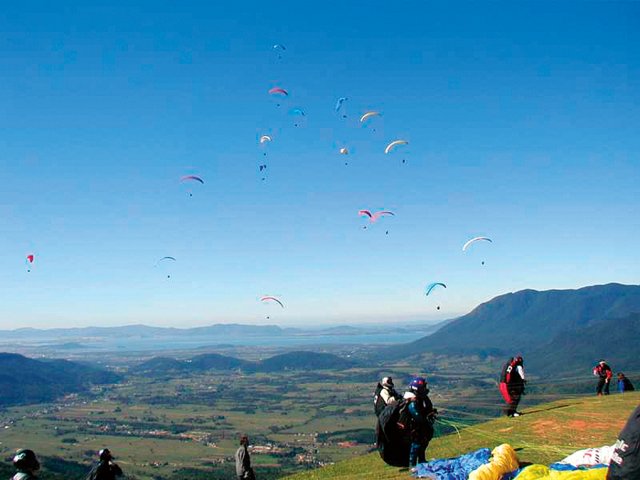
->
[[335, 97, 348, 118], [462, 236, 493, 265], [180, 175, 204, 197], [425, 282, 446, 311], [360, 111, 381, 123], [25, 254, 34, 273], [268, 87, 288, 107], [359, 210, 395, 231], [290, 107, 305, 127], [273, 43, 286, 59], [157, 256, 176, 279], [339, 147, 349, 155], [259, 135, 272, 144]]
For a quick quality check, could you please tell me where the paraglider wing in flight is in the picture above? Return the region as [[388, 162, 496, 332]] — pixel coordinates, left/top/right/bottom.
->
[[180, 175, 204, 184], [462, 236, 493, 252], [260, 135, 272, 144], [358, 210, 373, 219], [360, 111, 381, 123], [268, 87, 288, 96], [261, 296, 284, 308], [425, 282, 447, 296], [384, 140, 409, 154]]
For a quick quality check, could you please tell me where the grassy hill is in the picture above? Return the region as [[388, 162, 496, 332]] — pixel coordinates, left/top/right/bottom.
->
[[284, 392, 639, 480]]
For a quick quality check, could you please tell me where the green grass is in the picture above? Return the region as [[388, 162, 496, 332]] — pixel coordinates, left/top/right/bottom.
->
[[283, 392, 639, 480]]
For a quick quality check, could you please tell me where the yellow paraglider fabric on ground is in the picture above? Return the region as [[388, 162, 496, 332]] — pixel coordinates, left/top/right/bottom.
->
[[469, 443, 519, 480], [514, 464, 607, 480]]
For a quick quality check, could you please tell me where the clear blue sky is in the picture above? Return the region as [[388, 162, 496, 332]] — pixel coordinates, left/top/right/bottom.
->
[[1, 1, 638, 328]]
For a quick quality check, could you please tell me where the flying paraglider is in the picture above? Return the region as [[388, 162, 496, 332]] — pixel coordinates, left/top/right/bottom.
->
[[335, 97, 348, 118], [359, 210, 395, 222], [384, 140, 409, 154], [268, 87, 288, 96], [339, 147, 349, 155], [462, 237, 493, 252], [261, 296, 284, 308], [290, 107, 305, 126], [259, 135, 272, 144], [180, 175, 204, 197], [25, 254, 34, 273], [273, 44, 286, 59], [157, 256, 176, 279]]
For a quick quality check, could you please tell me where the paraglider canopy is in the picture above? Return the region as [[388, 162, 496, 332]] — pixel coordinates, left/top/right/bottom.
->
[[180, 175, 204, 184], [268, 87, 288, 96], [384, 140, 409, 154], [261, 295, 284, 308], [259, 135, 272, 144], [360, 111, 381, 123], [462, 236, 492, 252], [425, 282, 446, 296]]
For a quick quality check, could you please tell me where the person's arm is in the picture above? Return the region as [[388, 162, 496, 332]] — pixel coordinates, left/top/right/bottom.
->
[[516, 365, 525, 380]]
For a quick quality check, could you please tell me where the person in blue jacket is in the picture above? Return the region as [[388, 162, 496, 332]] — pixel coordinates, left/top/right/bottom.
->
[[403, 377, 437, 469], [617, 373, 635, 393]]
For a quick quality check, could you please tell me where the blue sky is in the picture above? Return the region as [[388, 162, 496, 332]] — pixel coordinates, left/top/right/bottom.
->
[[0, 1, 638, 328]]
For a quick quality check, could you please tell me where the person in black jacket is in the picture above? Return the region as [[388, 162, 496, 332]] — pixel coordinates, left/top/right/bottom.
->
[[87, 449, 123, 480], [11, 449, 40, 480], [607, 404, 640, 479]]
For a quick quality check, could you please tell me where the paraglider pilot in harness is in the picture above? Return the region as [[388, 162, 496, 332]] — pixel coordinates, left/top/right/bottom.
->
[[374, 376, 401, 416], [12, 449, 40, 480], [402, 377, 437, 468], [499, 356, 526, 417]]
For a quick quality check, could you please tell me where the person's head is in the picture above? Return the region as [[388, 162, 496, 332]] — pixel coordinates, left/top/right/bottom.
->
[[599, 359, 606, 365], [382, 376, 394, 388], [240, 435, 249, 446], [99, 449, 112, 462], [13, 449, 40, 472], [409, 377, 429, 396], [617, 372, 625, 379], [515, 356, 523, 365]]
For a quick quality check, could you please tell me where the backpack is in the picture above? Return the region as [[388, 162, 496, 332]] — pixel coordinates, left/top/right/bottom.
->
[[376, 399, 411, 467]]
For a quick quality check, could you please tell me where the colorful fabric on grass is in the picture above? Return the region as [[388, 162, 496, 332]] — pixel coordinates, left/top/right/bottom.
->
[[412, 448, 491, 479]]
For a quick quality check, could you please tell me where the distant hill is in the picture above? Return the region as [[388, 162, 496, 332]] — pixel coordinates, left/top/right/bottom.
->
[[132, 350, 356, 375], [528, 311, 640, 376], [0, 353, 120, 406], [254, 351, 357, 372], [389, 283, 640, 371]]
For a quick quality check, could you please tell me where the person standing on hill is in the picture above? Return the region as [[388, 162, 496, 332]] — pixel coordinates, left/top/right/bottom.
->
[[11, 449, 40, 480], [235, 435, 255, 480], [617, 372, 635, 393], [402, 377, 437, 470], [593, 360, 613, 396], [86, 448, 123, 480], [499, 356, 526, 417]]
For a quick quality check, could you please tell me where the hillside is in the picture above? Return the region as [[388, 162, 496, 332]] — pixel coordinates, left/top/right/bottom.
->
[[132, 350, 355, 375], [0, 353, 120, 406], [528, 311, 640, 375], [393, 283, 640, 360], [284, 392, 639, 480]]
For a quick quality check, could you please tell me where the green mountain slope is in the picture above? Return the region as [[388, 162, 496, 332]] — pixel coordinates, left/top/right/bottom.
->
[[0, 353, 120, 406], [283, 392, 639, 480], [391, 283, 640, 359]]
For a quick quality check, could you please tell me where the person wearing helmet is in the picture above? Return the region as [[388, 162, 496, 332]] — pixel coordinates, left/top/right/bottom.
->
[[235, 435, 255, 480], [594, 360, 613, 396], [374, 376, 401, 416], [499, 356, 526, 417], [86, 448, 123, 480], [403, 377, 437, 469], [12, 449, 40, 480]]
